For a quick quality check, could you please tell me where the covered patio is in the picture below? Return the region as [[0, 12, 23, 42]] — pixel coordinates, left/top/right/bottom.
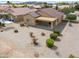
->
[[36, 17, 57, 29]]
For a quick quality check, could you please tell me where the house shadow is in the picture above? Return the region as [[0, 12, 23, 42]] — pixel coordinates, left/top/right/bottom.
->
[[3, 27, 15, 31], [31, 21, 68, 32], [53, 21, 68, 33], [31, 25, 52, 31]]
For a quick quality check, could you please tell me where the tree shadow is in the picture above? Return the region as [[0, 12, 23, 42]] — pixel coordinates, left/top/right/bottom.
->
[[54, 38, 61, 42], [55, 51, 60, 56], [69, 23, 73, 27], [59, 33, 63, 36], [50, 45, 58, 50], [3, 27, 15, 31], [55, 51, 62, 57], [34, 43, 42, 47]]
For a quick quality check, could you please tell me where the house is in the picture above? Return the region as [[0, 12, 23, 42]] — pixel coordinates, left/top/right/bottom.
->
[[5, 7, 64, 29], [6, 7, 37, 24], [36, 8, 64, 29]]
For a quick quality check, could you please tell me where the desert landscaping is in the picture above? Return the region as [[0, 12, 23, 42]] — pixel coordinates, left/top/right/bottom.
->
[[0, 21, 79, 58]]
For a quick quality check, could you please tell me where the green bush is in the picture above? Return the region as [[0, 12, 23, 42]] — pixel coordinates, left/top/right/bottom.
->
[[69, 54, 75, 58], [75, 4, 79, 11], [1, 23, 5, 27], [53, 29, 60, 35], [0, 22, 5, 27], [62, 7, 75, 15], [66, 14, 77, 21], [46, 38, 54, 48], [0, 22, 1, 26], [20, 23, 25, 27], [50, 33, 58, 40], [14, 30, 18, 33]]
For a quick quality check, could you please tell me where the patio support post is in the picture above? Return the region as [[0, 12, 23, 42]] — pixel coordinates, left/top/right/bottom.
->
[[50, 22, 53, 29]]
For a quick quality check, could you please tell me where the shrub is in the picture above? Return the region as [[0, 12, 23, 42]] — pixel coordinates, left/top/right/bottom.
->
[[1, 23, 5, 27], [66, 14, 77, 21], [62, 7, 75, 15], [0, 23, 5, 27], [30, 32, 34, 38], [53, 29, 61, 35], [34, 52, 39, 57], [46, 38, 54, 48], [50, 33, 58, 40], [14, 30, 18, 33], [1, 30, 3, 32], [41, 32, 45, 36], [32, 38, 38, 45], [20, 23, 25, 27], [74, 4, 79, 11], [0, 22, 1, 26], [69, 54, 75, 58]]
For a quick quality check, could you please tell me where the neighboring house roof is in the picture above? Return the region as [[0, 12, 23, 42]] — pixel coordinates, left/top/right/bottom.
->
[[29, 12, 40, 18], [37, 8, 64, 20], [74, 11, 79, 16], [0, 6, 8, 11], [28, 4, 42, 9], [36, 17, 57, 22], [7, 7, 37, 16]]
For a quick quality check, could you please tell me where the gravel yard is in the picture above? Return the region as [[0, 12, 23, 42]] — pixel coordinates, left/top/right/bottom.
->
[[0, 22, 79, 58]]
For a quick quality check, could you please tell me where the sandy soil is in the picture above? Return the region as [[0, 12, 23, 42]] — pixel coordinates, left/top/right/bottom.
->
[[0, 22, 79, 58]]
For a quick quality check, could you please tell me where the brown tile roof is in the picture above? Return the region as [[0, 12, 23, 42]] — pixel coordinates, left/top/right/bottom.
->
[[7, 7, 37, 16], [37, 8, 64, 20], [0, 6, 8, 11], [29, 12, 40, 18]]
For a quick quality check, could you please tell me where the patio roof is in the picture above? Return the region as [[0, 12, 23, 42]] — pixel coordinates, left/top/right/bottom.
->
[[36, 17, 57, 22]]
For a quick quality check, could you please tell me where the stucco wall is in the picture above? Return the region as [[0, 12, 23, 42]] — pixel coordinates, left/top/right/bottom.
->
[[23, 14, 36, 26], [15, 15, 24, 22]]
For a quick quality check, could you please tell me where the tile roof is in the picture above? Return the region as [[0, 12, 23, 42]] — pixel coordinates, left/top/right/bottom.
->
[[7, 7, 37, 16], [29, 12, 40, 18], [37, 8, 64, 19]]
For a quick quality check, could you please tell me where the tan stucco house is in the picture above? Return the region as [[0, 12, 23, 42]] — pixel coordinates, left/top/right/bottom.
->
[[2, 7, 64, 29]]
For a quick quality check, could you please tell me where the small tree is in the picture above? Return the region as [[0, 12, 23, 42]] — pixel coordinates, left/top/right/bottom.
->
[[50, 33, 58, 40], [43, 2, 52, 8], [1, 23, 5, 27], [75, 4, 79, 11], [0, 22, 2, 26], [66, 14, 77, 21], [14, 30, 18, 33], [62, 7, 75, 15], [7, 1, 11, 4], [56, 5, 58, 10], [46, 38, 54, 48], [22, 4, 27, 7], [32, 38, 38, 45], [12, 4, 17, 8], [0, 22, 5, 27], [69, 54, 75, 58]]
